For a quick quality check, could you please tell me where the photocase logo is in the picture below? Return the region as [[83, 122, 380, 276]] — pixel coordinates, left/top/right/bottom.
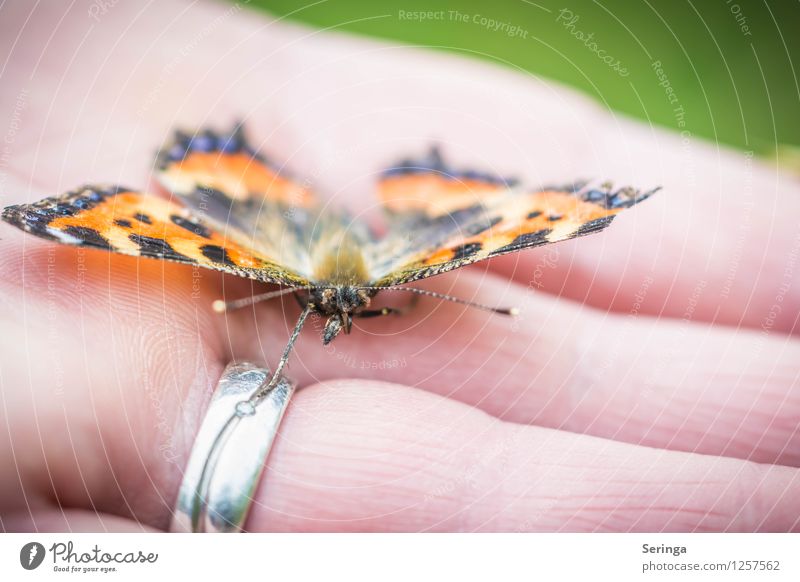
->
[[19, 542, 46, 570]]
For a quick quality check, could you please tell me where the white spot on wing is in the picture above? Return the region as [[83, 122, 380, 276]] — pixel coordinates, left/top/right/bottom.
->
[[46, 226, 82, 244]]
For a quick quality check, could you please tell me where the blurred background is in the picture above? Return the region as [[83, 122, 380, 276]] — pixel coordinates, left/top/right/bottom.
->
[[252, 0, 799, 159]]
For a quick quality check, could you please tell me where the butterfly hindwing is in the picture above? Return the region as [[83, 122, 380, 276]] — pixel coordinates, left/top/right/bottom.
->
[[156, 123, 316, 215], [377, 146, 518, 216], [156, 123, 318, 280], [1, 185, 311, 286], [370, 149, 658, 286]]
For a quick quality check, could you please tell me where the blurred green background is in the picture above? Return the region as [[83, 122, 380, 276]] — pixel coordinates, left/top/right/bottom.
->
[[249, 0, 799, 156]]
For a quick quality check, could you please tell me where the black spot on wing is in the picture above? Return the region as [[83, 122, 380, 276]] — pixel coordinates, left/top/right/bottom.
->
[[526, 210, 542, 220], [170, 214, 211, 238], [129, 234, 189, 261], [114, 219, 132, 228], [450, 242, 483, 261], [63, 226, 113, 249], [1, 185, 132, 234], [547, 213, 563, 222], [570, 215, 615, 237], [134, 213, 153, 225], [2, 204, 43, 230], [200, 244, 236, 266], [489, 229, 552, 256]]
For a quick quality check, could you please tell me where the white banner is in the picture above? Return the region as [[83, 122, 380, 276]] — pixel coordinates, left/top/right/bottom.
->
[[1, 533, 797, 581]]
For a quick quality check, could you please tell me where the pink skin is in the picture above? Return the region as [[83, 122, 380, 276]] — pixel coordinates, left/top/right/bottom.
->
[[0, 2, 798, 532]]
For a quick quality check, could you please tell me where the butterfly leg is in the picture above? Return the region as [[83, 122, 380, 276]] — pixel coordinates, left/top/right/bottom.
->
[[356, 308, 402, 318], [356, 295, 419, 318], [249, 303, 314, 402]]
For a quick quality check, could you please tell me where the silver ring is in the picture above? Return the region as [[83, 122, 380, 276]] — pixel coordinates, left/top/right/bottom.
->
[[170, 362, 295, 533]]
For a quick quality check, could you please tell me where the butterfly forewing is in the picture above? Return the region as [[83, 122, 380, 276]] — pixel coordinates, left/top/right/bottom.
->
[[156, 123, 320, 281], [1, 184, 311, 287]]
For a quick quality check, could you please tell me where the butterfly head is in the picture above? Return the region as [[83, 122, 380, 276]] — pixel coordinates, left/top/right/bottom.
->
[[311, 286, 375, 345]]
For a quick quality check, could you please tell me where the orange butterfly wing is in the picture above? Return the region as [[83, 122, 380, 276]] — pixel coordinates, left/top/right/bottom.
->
[[156, 124, 316, 213], [155, 123, 319, 277], [1, 185, 310, 286], [369, 148, 657, 285]]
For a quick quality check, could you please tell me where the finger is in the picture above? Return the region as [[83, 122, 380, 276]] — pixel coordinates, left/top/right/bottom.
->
[[2, 265, 796, 534], [488, 140, 800, 336], [3, 232, 797, 470], [247, 380, 800, 532], [3, 510, 158, 533], [0, 235, 225, 526], [219, 267, 800, 468], [7, 361, 799, 532]]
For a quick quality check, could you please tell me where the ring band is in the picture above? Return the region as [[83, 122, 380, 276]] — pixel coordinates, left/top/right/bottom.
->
[[170, 362, 295, 533]]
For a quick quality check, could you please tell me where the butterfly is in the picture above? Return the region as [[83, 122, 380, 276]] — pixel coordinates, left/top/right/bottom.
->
[[2, 123, 658, 396]]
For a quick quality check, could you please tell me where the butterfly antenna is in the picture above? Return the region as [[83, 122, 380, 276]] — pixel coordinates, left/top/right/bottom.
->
[[249, 303, 314, 403], [372, 286, 519, 316], [212, 286, 307, 313]]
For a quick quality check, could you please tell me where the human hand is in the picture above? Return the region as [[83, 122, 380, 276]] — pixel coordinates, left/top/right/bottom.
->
[[0, 1, 798, 532]]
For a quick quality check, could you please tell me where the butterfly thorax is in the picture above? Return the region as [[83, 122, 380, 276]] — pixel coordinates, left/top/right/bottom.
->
[[309, 226, 371, 286], [303, 222, 377, 344]]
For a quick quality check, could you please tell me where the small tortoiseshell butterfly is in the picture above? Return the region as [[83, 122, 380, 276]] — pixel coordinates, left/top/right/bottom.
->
[[2, 123, 657, 394]]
